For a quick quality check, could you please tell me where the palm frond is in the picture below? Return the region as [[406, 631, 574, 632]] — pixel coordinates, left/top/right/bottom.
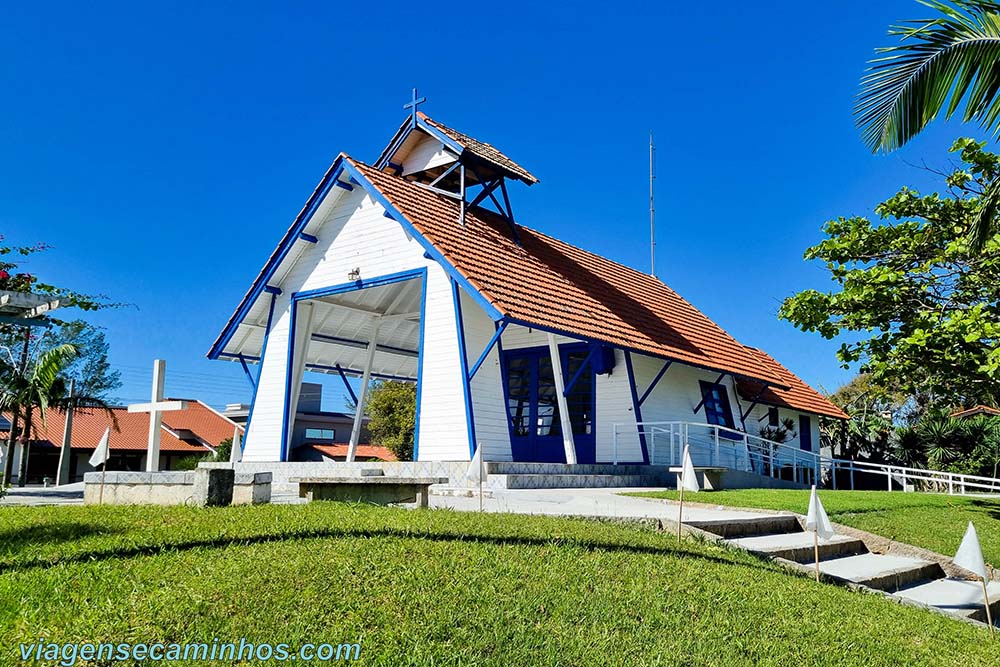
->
[[856, 0, 1000, 152]]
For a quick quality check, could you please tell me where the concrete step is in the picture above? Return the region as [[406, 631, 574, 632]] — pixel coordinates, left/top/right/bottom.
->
[[429, 486, 496, 499], [895, 578, 1000, 623], [727, 532, 867, 564], [686, 514, 802, 539], [485, 462, 657, 476], [818, 553, 944, 592], [492, 473, 666, 490]]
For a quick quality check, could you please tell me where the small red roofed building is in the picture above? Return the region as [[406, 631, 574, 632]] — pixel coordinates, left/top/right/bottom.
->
[[2, 400, 242, 485]]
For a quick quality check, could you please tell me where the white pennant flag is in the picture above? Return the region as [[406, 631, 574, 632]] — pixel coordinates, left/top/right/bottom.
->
[[465, 445, 484, 484], [680, 444, 700, 492], [806, 485, 835, 540], [955, 522, 989, 580], [88, 427, 111, 468]]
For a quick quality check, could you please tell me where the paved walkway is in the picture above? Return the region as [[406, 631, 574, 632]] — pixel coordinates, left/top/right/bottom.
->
[[0, 482, 84, 506], [429, 487, 771, 522]]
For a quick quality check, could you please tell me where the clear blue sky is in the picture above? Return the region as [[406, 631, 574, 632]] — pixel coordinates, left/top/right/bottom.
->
[[1, 1, 985, 410]]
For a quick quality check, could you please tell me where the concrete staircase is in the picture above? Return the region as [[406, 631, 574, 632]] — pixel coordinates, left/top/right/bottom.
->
[[687, 514, 1000, 625], [483, 463, 669, 489]]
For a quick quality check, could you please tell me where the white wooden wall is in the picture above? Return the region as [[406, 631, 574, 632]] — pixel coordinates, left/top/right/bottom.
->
[[242, 189, 469, 462], [459, 290, 511, 461], [415, 269, 472, 461], [399, 133, 459, 177]]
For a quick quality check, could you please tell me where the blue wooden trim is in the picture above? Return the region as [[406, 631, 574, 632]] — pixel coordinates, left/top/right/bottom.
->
[[209, 158, 511, 361], [452, 279, 477, 459], [293, 268, 426, 301], [638, 360, 672, 406], [333, 180, 353, 191], [241, 291, 278, 454], [298, 232, 319, 244], [740, 385, 768, 422], [279, 298, 300, 462], [207, 158, 349, 360], [413, 271, 428, 461], [263, 285, 282, 295], [495, 321, 515, 445], [335, 364, 359, 408], [467, 319, 508, 381], [304, 363, 415, 382], [387, 161, 403, 174], [338, 161, 504, 321], [238, 354, 256, 391], [312, 332, 418, 358], [562, 343, 599, 397], [693, 373, 728, 415], [624, 351, 650, 464]]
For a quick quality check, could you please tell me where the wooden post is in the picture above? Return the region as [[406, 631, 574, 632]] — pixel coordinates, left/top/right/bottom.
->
[[479, 445, 484, 513], [983, 578, 995, 634], [98, 462, 107, 506], [814, 531, 821, 582], [676, 481, 685, 541]]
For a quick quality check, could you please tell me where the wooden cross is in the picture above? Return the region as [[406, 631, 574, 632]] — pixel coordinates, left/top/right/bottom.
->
[[128, 359, 188, 472], [404, 87, 426, 123]]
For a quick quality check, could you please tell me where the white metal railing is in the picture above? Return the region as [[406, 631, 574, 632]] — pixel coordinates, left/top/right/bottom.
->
[[610, 421, 1000, 496]]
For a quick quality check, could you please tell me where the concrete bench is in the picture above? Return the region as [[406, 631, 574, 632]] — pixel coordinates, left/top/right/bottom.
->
[[668, 466, 728, 491], [289, 476, 448, 508]]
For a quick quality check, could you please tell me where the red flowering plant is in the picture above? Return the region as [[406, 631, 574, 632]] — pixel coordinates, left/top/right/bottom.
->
[[0, 236, 122, 311]]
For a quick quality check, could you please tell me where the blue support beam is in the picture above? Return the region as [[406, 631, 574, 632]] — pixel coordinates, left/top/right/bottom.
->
[[263, 285, 282, 295], [336, 364, 359, 408], [238, 354, 256, 391], [299, 232, 319, 243], [562, 344, 599, 397], [333, 180, 354, 191], [467, 320, 509, 381], [638, 360, 672, 406]]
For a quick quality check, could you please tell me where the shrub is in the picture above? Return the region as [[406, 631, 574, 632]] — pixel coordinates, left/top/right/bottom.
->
[[365, 380, 416, 461]]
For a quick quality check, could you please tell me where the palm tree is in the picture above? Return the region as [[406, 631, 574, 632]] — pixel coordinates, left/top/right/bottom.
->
[[856, 0, 1000, 249], [0, 343, 77, 486]]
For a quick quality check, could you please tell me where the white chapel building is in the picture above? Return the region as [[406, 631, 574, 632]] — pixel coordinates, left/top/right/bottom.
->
[[208, 107, 846, 477]]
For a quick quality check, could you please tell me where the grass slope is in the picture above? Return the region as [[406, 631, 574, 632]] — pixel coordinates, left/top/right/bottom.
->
[[0, 503, 997, 666], [628, 489, 1000, 563]]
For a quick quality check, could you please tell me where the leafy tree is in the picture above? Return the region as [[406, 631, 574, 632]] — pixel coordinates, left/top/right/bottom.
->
[[822, 375, 911, 462], [0, 344, 77, 486], [364, 380, 416, 461], [856, 0, 1000, 249], [780, 138, 1000, 409], [0, 235, 122, 486]]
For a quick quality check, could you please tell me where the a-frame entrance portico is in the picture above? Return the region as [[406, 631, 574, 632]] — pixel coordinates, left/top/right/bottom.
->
[[280, 269, 426, 462]]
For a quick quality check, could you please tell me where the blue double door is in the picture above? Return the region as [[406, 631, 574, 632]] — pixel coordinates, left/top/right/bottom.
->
[[503, 343, 597, 464]]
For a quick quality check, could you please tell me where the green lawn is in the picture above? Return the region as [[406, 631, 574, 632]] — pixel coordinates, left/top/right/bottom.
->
[[1, 503, 998, 666], [628, 489, 1000, 563]]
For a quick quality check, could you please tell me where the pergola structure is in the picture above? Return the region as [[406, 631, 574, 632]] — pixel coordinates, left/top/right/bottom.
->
[[0, 290, 61, 328]]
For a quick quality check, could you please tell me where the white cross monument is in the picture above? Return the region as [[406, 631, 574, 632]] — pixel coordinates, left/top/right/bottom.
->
[[128, 359, 188, 472]]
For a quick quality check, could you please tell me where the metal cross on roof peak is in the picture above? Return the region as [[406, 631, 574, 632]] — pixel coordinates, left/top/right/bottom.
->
[[403, 87, 426, 125]]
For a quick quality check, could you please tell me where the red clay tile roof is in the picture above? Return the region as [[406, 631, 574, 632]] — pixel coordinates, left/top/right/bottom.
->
[[950, 405, 1000, 419], [735, 347, 848, 420], [162, 399, 243, 445], [348, 157, 786, 387], [418, 113, 539, 185], [5, 401, 239, 452], [308, 444, 398, 462]]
